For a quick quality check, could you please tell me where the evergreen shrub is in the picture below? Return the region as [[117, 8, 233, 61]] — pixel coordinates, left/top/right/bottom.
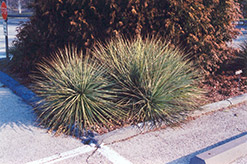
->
[[11, 0, 241, 75]]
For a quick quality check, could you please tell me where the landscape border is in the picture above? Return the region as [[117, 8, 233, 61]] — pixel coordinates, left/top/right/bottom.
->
[[1, 70, 247, 163]]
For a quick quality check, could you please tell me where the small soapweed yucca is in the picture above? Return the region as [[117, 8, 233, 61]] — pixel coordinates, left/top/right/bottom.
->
[[92, 36, 202, 126], [32, 46, 124, 136]]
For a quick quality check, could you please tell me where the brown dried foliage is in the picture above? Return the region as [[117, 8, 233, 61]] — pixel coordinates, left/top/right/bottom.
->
[[11, 0, 242, 76]]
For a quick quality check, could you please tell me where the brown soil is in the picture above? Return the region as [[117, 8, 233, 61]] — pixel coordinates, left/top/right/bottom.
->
[[1, 60, 247, 106], [199, 71, 247, 103], [1, 59, 247, 134]]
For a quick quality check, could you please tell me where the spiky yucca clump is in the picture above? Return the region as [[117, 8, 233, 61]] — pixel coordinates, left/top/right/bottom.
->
[[93, 36, 202, 126], [33, 47, 123, 135]]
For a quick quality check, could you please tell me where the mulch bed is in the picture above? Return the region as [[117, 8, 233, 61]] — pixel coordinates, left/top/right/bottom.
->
[[1, 58, 247, 105], [1, 59, 247, 135], [199, 71, 247, 104]]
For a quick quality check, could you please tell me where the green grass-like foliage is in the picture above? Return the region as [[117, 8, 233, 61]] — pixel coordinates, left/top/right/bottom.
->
[[33, 47, 123, 135], [93, 36, 202, 126]]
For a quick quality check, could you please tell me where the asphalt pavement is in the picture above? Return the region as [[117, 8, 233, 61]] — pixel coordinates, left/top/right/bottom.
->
[[1, 79, 247, 164]]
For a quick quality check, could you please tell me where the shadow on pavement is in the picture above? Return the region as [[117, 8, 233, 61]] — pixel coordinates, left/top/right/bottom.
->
[[0, 86, 36, 132], [167, 132, 247, 164]]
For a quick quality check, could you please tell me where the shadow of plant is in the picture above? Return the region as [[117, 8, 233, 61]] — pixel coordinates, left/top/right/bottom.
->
[[0, 87, 36, 132]]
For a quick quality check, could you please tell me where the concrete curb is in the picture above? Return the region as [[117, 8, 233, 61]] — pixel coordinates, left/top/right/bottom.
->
[[192, 93, 247, 118], [96, 94, 247, 144], [1, 70, 247, 163], [167, 132, 247, 164], [0, 71, 40, 105], [190, 134, 247, 164]]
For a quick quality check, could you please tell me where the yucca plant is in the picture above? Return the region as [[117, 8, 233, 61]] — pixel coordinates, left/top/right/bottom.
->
[[32, 47, 124, 136], [92, 36, 202, 126]]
